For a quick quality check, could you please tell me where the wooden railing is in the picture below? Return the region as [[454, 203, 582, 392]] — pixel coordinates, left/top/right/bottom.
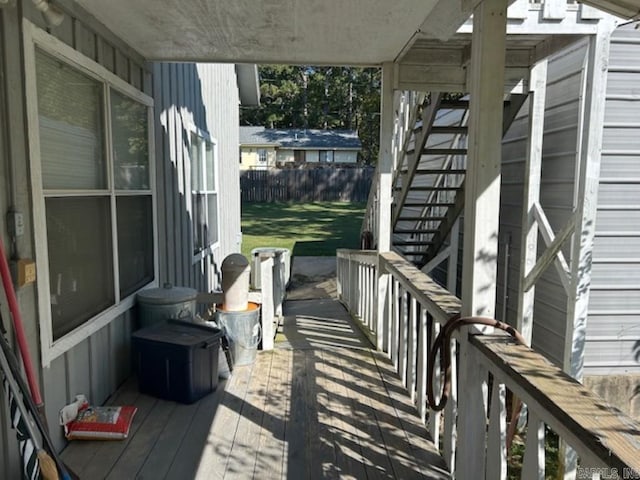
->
[[336, 249, 640, 479], [256, 249, 289, 350]]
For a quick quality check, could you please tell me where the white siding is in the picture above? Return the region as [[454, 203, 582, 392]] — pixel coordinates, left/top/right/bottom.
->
[[497, 39, 588, 368], [586, 25, 640, 375]]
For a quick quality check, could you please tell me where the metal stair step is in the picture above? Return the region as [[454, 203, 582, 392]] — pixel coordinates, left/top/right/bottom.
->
[[396, 251, 427, 256], [422, 148, 467, 156], [393, 241, 434, 247], [401, 186, 461, 191], [401, 202, 455, 208], [431, 126, 468, 134], [394, 229, 439, 234], [414, 169, 466, 175], [397, 216, 447, 222], [438, 99, 469, 109], [399, 169, 465, 175]]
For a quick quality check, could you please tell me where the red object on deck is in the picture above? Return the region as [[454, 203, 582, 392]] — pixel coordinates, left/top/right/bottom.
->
[[0, 237, 44, 407]]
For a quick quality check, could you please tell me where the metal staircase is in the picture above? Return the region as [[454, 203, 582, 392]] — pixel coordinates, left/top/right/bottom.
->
[[390, 92, 527, 268]]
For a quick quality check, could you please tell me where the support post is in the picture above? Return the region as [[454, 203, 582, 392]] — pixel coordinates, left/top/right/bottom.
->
[[460, 0, 507, 320], [516, 59, 548, 344], [457, 0, 508, 478], [377, 63, 395, 253], [375, 63, 395, 351]]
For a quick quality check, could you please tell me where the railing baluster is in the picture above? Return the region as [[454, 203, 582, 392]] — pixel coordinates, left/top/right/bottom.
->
[[391, 278, 400, 369], [543, 0, 566, 19], [367, 264, 374, 330], [417, 308, 428, 424], [522, 410, 545, 480], [443, 337, 457, 471], [486, 380, 507, 480], [399, 288, 409, 386], [367, 265, 377, 333], [427, 315, 442, 448], [408, 296, 418, 401], [358, 262, 364, 320], [376, 265, 393, 354]]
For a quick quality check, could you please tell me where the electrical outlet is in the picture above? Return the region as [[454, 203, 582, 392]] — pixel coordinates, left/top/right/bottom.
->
[[7, 210, 25, 237]]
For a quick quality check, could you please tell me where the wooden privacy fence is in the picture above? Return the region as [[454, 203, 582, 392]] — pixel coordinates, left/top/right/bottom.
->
[[240, 167, 374, 202]]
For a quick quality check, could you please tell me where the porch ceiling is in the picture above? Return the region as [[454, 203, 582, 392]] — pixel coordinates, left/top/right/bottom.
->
[[73, 0, 443, 65], [72, 0, 638, 72]]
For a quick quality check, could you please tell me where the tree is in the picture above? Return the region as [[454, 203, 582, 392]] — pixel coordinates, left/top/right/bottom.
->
[[240, 65, 381, 165]]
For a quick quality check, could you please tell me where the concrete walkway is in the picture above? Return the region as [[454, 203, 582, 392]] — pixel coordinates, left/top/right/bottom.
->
[[287, 256, 337, 300]]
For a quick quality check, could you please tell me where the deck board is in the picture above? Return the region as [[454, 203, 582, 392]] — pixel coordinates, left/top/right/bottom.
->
[[60, 298, 450, 479]]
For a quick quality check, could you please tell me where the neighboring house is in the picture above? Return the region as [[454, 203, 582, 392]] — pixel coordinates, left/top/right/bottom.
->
[[0, 2, 258, 474], [239, 126, 361, 170]]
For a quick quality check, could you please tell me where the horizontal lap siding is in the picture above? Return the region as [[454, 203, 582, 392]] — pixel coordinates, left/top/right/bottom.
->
[[497, 40, 587, 370], [585, 25, 640, 375]]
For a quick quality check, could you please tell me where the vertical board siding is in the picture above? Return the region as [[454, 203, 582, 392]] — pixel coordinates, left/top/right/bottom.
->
[[153, 62, 241, 294], [586, 25, 640, 375], [0, 1, 157, 464], [497, 40, 588, 369]]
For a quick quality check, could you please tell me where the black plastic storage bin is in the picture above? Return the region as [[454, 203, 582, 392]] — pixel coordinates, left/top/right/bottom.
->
[[132, 319, 222, 404]]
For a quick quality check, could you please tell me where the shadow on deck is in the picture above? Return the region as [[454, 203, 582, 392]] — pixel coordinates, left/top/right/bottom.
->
[[61, 297, 450, 479]]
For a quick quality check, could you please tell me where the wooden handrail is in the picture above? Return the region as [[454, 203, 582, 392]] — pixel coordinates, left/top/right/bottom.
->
[[336, 249, 640, 477], [379, 251, 460, 323], [471, 333, 640, 472]]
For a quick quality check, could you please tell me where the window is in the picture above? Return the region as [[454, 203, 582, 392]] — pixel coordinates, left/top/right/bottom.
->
[[190, 133, 219, 257], [319, 150, 334, 163], [257, 149, 267, 163], [26, 23, 155, 361]]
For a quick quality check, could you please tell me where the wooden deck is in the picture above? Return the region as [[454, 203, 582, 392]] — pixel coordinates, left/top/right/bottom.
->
[[61, 298, 450, 479]]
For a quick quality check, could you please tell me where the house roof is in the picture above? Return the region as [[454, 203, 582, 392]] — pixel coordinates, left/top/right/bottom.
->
[[239, 127, 362, 150]]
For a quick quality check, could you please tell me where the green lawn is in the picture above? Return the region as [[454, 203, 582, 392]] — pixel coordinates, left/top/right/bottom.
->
[[240, 202, 366, 258]]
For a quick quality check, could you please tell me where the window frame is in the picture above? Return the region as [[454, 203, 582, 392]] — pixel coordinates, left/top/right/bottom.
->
[[23, 21, 158, 366], [187, 125, 220, 263]]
